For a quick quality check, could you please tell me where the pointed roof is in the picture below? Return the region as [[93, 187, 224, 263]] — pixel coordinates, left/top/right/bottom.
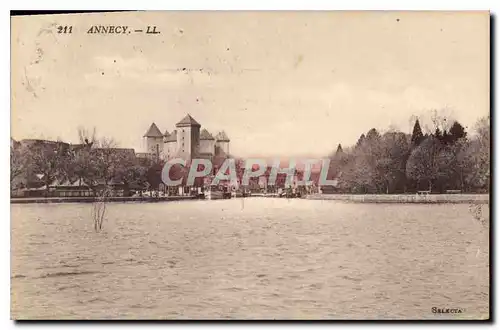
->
[[216, 131, 230, 142], [176, 114, 201, 127], [71, 178, 88, 187], [200, 129, 215, 140], [163, 129, 170, 137], [60, 179, 72, 187], [143, 123, 163, 137], [165, 130, 177, 142]]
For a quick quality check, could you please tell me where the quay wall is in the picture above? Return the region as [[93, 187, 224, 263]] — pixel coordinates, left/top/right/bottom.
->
[[305, 193, 489, 204], [10, 194, 490, 204], [10, 196, 198, 204]]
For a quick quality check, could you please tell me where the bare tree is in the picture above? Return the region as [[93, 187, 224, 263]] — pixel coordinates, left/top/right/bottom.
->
[[92, 186, 112, 232], [77, 126, 97, 146], [430, 108, 454, 132], [72, 127, 121, 232]]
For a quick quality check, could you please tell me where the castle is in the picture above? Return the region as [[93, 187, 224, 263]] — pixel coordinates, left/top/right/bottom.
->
[[142, 114, 230, 161]]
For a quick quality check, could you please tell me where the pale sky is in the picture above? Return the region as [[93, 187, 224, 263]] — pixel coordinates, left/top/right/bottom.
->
[[11, 11, 489, 157]]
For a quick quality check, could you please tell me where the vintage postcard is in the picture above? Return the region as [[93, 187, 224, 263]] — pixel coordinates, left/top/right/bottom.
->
[[10, 11, 490, 320]]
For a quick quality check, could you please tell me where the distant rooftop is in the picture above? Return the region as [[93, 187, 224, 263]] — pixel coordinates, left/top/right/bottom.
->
[[165, 130, 177, 142], [20, 139, 67, 145], [94, 148, 136, 158], [143, 123, 163, 138], [176, 114, 201, 127], [200, 129, 215, 140], [216, 131, 230, 142]]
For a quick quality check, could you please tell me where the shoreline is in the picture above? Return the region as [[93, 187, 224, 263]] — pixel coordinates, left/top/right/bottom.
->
[[305, 193, 489, 204], [10, 193, 489, 204], [10, 196, 199, 204]]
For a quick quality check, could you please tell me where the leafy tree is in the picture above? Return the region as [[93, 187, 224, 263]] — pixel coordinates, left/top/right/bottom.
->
[[405, 136, 441, 192], [464, 116, 490, 191], [434, 127, 443, 141], [366, 128, 381, 142], [66, 144, 98, 188], [440, 129, 451, 145], [355, 134, 366, 149], [343, 134, 380, 193], [449, 121, 467, 144], [411, 119, 425, 146], [434, 147, 456, 192], [376, 132, 411, 193], [26, 141, 70, 196], [113, 153, 145, 196], [327, 113, 488, 194], [336, 144, 343, 154], [10, 143, 27, 191], [453, 138, 474, 191], [146, 161, 165, 194], [352, 152, 376, 193]]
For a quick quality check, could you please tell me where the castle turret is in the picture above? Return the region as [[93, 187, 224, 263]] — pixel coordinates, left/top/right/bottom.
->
[[215, 131, 230, 156], [175, 114, 201, 161], [143, 122, 164, 159], [164, 130, 177, 160], [199, 128, 216, 158]]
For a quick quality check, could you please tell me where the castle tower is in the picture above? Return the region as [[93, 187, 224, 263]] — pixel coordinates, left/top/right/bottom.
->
[[164, 129, 177, 160], [175, 114, 201, 161], [199, 129, 216, 158], [215, 131, 230, 156], [143, 122, 164, 159]]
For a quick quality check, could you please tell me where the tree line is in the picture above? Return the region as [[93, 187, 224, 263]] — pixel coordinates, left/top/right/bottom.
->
[[10, 113, 490, 196], [327, 114, 490, 194], [10, 128, 164, 196]]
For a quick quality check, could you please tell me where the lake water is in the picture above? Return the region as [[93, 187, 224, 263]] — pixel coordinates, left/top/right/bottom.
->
[[11, 198, 489, 320]]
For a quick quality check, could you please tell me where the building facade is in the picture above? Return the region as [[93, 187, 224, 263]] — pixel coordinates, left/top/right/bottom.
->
[[143, 114, 230, 162]]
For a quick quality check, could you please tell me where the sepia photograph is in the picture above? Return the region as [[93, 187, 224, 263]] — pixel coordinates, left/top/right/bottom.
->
[[10, 11, 490, 320]]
